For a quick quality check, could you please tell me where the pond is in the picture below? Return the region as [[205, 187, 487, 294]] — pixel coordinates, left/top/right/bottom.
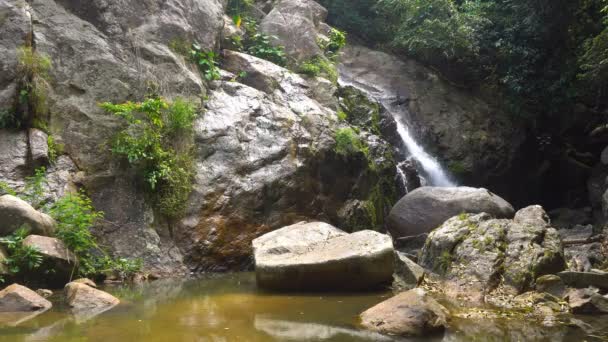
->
[[0, 273, 605, 341]]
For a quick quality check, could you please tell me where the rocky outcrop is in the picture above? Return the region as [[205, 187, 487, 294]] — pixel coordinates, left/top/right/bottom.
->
[[23, 235, 77, 286], [260, 0, 327, 63], [359, 288, 449, 337], [0, 130, 28, 189], [65, 281, 119, 314], [339, 45, 524, 191], [558, 270, 608, 290], [387, 187, 514, 238], [393, 251, 425, 291], [28, 128, 49, 167], [176, 55, 397, 271], [419, 206, 565, 302], [253, 222, 394, 290], [0, 284, 52, 312], [568, 288, 608, 314], [0, 195, 55, 236]]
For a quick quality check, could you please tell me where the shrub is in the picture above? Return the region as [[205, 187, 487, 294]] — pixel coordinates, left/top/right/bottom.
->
[[334, 127, 369, 157], [22, 167, 47, 209], [190, 44, 221, 81], [319, 27, 347, 60], [100, 96, 197, 218], [17, 46, 52, 121], [298, 56, 338, 83], [47, 135, 64, 164], [0, 181, 16, 196], [0, 109, 19, 129]]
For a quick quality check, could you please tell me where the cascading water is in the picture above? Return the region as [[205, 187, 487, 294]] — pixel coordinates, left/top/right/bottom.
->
[[338, 48, 456, 188]]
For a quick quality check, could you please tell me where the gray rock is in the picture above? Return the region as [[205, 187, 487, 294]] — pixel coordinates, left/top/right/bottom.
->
[[549, 207, 592, 230], [568, 288, 608, 314], [393, 251, 425, 291], [419, 206, 565, 301], [260, 0, 327, 63], [602, 146, 608, 165], [0, 1, 31, 111], [222, 49, 289, 94], [387, 186, 515, 238], [22, 235, 77, 286], [0, 284, 52, 312], [565, 242, 604, 272], [28, 128, 49, 167], [0, 195, 55, 236], [0, 130, 28, 188], [253, 222, 394, 290], [558, 271, 608, 290], [559, 224, 594, 242], [360, 288, 448, 337], [536, 274, 567, 298]]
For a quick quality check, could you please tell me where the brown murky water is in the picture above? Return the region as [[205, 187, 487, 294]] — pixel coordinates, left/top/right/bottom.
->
[[0, 273, 605, 341]]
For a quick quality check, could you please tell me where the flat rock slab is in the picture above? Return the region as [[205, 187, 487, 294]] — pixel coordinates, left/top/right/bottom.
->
[[360, 288, 448, 337], [558, 271, 608, 289], [254, 222, 394, 291]]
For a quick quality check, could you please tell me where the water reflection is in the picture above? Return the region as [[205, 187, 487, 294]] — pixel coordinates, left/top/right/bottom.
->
[[0, 273, 605, 341]]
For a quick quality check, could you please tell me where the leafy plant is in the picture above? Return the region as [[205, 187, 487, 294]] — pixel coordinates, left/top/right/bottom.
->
[[241, 18, 288, 66], [22, 167, 47, 209], [190, 44, 221, 81], [47, 135, 64, 163], [100, 96, 197, 218], [0, 228, 43, 275], [0, 181, 16, 196], [319, 27, 347, 60], [17, 46, 52, 122], [334, 127, 369, 157]]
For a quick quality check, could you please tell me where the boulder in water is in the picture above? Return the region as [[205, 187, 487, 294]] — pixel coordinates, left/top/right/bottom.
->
[[253, 222, 394, 290], [0, 284, 52, 312], [360, 288, 449, 337], [65, 281, 119, 314], [0, 195, 56, 236], [387, 186, 515, 238]]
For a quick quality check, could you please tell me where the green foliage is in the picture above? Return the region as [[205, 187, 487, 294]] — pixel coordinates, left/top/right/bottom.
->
[[227, 0, 253, 16], [336, 109, 347, 121], [101, 96, 197, 218], [437, 250, 452, 274], [17, 46, 52, 120], [190, 44, 221, 81], [241, 18, 287, 66], [0, 109, 19, 129], [0, 181, 16, 196], [298, 56, 338, 83], [334, 127, 369, 157], [0, 228, 43, 275], [22, 167, 47, 209], [47, 135, 63, 164], [319, 28, 347, 60]]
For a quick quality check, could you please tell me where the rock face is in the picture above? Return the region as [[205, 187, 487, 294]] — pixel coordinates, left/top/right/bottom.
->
[[419, 206, 566, 301], [0, 130, 28, 189], [65, 281, 119, 313], [260, 0, 327, 63], [393, 251, 425, 291], [339, 45, 524, 192], [0, 284, 52, 312], [23, 235, 77, 286], [558, 271, 608, 290], [176, 54, 397, 271], [387, 187, 515, 238], [28, 128, 49, 167], [253, 222, 394, 290], [0, 195, 55, 236], [359, 288, 449, 337]]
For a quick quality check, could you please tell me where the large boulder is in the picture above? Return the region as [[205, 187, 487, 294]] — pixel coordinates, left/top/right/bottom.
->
[[387, 187, 515, 238], [0, 195, 55, 236], [22, 235, 77, 286], [419, 206, 566, 302], [65, 281, 119, 314], [253, 222, 394, 290], [0, 284, 52, 312], [359, 288, 449, 337], [260, 0, 327, 63]]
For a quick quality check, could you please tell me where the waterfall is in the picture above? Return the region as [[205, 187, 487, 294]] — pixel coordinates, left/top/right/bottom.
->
[[338, 59, 456, 188]]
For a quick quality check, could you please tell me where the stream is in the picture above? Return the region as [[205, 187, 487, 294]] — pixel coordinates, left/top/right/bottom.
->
[[0, 273, 604, 341]]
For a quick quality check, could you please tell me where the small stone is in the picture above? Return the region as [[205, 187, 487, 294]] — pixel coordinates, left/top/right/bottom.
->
[[536, 275, 567, 298], [35, 289, 53, 298]]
